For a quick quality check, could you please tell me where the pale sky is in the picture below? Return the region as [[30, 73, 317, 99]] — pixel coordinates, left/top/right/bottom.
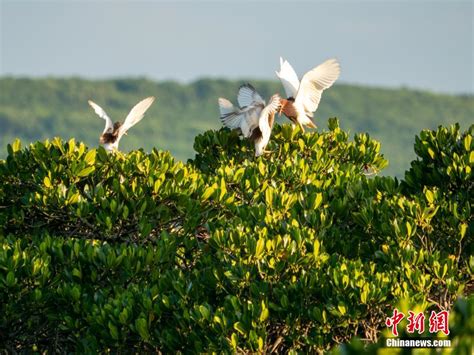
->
[[1, 0, 473, 94]]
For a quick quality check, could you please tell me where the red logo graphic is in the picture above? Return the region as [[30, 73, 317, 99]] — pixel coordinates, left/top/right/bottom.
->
[[385, 308, 405, 336], [429, 310, 450, 335], [407, 311, 425, 334], [386, 309, 450, 336]]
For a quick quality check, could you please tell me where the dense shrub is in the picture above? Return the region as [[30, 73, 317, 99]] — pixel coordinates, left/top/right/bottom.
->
[[0, 119, 472, 352], [0, 139, 206, 242]]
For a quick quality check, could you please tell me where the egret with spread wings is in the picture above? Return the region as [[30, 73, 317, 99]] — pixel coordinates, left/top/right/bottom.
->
[[88, 96, 155, 152], [276, 58, 340, 132], [218, 84, 281, 157]]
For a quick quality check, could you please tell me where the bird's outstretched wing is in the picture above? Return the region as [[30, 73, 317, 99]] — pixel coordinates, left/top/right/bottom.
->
[[275, 57, 300, 99], [88, 100, 114, 134], [237, 83, 265, 108], [295, 58, 340, 116], [259, 94, 280, 135], [220, 85, 267, 138], [240, 104, 265, 138], [219, 97, 244, 130], [222, 105, 264, 138], [118, 96, 155, 139], [255, 94, 281, 157]]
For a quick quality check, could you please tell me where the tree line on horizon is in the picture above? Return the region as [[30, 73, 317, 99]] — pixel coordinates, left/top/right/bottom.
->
[[0, 77, 472, 176]]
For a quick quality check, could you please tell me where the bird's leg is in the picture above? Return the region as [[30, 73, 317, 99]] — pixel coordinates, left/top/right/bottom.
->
[[298, 123, 305, 133]]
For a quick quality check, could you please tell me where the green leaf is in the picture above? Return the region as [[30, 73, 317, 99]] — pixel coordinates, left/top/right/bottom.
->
[[154, 179, 162, 193], [260, 302, 269, 322], [265, 188, 273, 206], [464, 134, 472, 151], [313, 239, 320, 258], [201, 185, 216, 201], [72, 268, 82, 279], [460, 223, 467, 239], [255, 238, 265, 258], [337, 302, 346, 315], [84, 150, 96, 165], [44, 176, 52, 188], [258, 161, 265, 176], [406, 222, 412, 237], [122, 205, 129, 219], [360, 288, 368, 304], [428, 148, 435, 159], [199, 305, 211, 320], [6, 271, 16, 287], [219, 177, 227, 201], [314, 193, 323, 209], [298, 138, 305, 151], [162, 295, 170, 308], [108, 322, 119, 340], [97, 146, 108, 161], [105, 216, 113, 230], [71, 286, 80, 301], [425, 190, 434, 204], [119, 309, 129, 325], [12, 139, 21, 153], [77, 166, 95, 177], [135, 318, 150, 341], [234, 167, 245, 181], [233, 322, 246, 335], [231, 333, 238, 349], [442, 263, 448, 278], [67, 192, 80, 205]]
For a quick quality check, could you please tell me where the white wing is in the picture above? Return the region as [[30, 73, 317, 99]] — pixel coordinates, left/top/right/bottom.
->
[[255, 94, 280, 157], [219, 98, 264, 138], [118, 96, 155, 139], [258, 94, 280, 142], [237, 83, 265, 108], [239, 105, 263, 138], [88, 100, 114, 134], [218, 98, 242, 130], [295, 58, 340, 116], [275, 57, 300, 99]]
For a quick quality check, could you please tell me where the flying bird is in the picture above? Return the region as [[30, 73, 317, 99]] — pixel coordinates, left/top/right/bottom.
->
[[218, 84, 281, 157], [88, 96, 155, 151], [276, 57, 340, 132]]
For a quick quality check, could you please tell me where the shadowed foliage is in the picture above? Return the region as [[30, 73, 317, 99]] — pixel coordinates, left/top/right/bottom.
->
[[0, 119, 472, 352]]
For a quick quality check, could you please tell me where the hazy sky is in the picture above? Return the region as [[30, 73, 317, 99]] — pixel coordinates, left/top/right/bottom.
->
[[1, 0, 473, 94]]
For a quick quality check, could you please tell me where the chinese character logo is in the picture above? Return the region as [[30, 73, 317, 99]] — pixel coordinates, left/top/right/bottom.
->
[[386, 308, 405, 336], [429, 310, 450, 335], [407, 311, 425, 334], [386, 308, 450, 336]]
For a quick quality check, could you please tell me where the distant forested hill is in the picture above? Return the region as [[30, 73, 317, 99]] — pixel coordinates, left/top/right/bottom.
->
[[0, 77, 472, 175]]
